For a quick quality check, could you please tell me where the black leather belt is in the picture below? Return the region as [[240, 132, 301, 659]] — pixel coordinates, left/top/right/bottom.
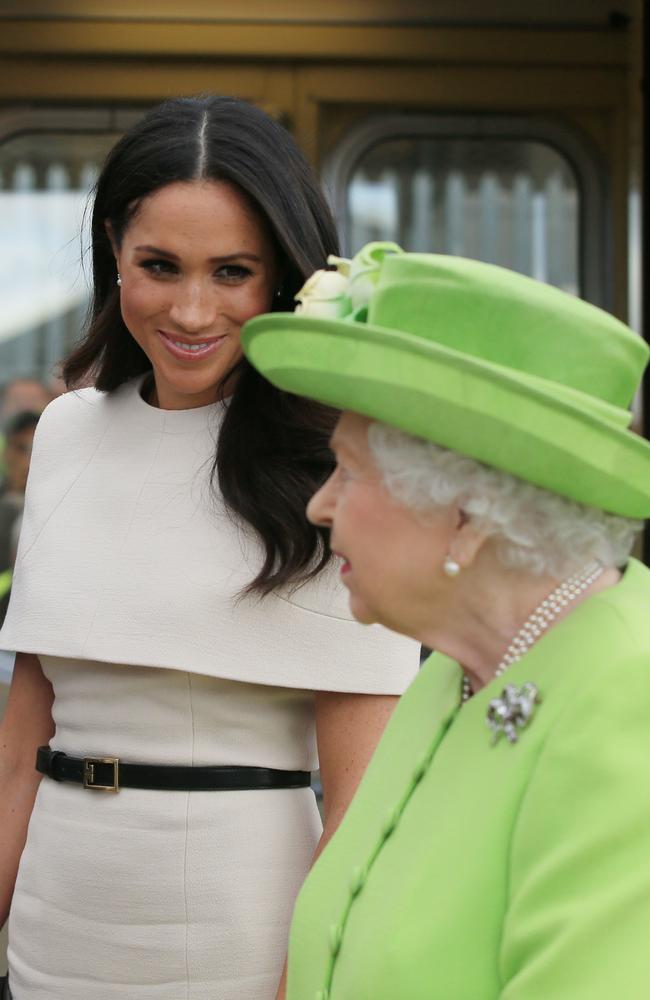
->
[[36, 746, 310, 793]]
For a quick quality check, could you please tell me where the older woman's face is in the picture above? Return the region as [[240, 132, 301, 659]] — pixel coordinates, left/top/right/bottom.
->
[[308, 411, 457, 636]]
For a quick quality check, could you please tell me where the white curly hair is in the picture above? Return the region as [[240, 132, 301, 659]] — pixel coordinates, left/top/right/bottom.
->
[[368, 422, 642, 578]]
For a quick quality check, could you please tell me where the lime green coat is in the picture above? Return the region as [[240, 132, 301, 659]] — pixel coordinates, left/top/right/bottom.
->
[[288, 559, 650, 1000]]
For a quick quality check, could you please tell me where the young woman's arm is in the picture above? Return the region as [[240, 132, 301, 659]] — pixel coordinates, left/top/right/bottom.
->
[[0, 652, 54, 926], [314, 690, 398, 855], [275, 690, 398, 999]]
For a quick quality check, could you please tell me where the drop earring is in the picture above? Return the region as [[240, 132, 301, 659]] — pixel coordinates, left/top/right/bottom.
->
[[116, 272, 122, 287], [443, 555, 461, 578]]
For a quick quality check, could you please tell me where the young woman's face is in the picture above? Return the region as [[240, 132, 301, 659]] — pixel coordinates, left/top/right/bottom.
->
[[112, 179, 279, 409]]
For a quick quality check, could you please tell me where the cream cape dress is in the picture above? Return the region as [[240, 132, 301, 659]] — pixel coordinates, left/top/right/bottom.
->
[[0, 378, 418, 1000]]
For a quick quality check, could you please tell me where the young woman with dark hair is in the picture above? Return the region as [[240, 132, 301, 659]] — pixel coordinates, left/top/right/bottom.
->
[[0, 97, 418, 1000], [67, 94, 340, 595]]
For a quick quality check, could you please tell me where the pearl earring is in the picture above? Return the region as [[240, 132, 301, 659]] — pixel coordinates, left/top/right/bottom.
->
[[443, 556, 461, 578], [116, 273, 122, 287]]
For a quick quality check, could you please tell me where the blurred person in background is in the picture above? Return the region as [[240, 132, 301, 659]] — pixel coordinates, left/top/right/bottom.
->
[[0, 375, 52, 543], [0, 381, 51, 423], [0, 413, 40, 630], [0, 412, 40, 504], [0, 515, 21, 634]]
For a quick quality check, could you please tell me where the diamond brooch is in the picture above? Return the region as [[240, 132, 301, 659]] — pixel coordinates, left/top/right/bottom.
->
[[486, 682, 541, 745]]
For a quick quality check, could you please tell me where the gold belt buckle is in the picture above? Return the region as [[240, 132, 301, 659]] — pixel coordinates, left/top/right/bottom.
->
[[83, 756, 120, 792]]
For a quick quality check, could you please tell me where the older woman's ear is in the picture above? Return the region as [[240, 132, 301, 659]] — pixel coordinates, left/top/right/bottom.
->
[[446, 507, 490, 572]]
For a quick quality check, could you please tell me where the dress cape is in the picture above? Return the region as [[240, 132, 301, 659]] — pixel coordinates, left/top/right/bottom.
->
[[0, 379, 418, 692]]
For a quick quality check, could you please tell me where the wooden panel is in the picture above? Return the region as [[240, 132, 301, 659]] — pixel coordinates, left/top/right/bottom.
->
[[0, 59, 294, 109], [294, 64, 628, 161], [0, 0, 635, 24], [0, 20, 628, 67]]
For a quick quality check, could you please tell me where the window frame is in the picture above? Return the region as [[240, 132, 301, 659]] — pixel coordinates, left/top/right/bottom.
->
[[0, 106, 146, 145], [322, 112, 610, 308], [0, 107, 149, 385]]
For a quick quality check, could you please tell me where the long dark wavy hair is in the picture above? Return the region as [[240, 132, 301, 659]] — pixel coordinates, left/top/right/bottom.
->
[[63, 95, 339, 595]]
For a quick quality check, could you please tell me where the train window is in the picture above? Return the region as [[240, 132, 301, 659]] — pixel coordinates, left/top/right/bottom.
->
[[324, 114, 608, 307], [346, 139, 578, 293], [0, 110, 143, 393]]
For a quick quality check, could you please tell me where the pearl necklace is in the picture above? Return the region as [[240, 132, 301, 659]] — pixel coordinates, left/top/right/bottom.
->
[[461, 560, 604, 703]]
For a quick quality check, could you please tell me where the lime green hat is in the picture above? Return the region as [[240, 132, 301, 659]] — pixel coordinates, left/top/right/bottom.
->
[[242, 243, 650, 518]]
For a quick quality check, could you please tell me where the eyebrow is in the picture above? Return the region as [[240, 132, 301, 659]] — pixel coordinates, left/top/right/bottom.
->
[[133, 245, 262, 264], [330, 434, 358, 463]]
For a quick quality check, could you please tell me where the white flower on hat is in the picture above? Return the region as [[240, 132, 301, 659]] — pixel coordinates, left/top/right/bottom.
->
[[294, 257, 351, 318], [294, 242, 402, 319]]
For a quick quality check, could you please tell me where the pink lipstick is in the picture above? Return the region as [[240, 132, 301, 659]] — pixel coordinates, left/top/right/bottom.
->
[[158, 330, 225, 361]]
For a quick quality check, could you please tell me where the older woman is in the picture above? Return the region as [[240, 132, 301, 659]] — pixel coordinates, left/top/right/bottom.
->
[[242, 244, 650, 999]]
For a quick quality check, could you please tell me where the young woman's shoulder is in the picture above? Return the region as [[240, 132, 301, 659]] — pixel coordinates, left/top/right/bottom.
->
[[28, 381, 140, 498], [34, 381, 139, 451], [39, 383, 124, 430]]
